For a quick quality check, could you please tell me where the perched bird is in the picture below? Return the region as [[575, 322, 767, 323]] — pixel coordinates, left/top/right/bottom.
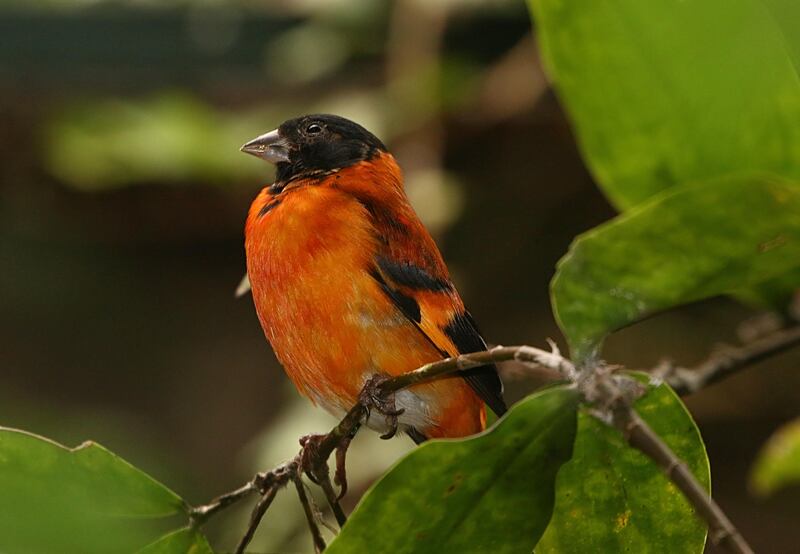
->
[[242, 114, 506, 444]]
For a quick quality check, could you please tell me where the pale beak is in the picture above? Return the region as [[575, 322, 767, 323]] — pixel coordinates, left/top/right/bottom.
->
[[240, 129, 291, 163]]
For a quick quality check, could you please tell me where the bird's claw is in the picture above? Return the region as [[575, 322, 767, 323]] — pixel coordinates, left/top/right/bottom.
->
[[296, 375, 404, 500], [298, 434, 325, 484], [359, 374, 405, 440], [299, 432, 356, 500], [334, 434, 353, 500]]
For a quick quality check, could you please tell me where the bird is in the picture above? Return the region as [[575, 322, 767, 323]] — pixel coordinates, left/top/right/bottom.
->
[[241, 114, 506, 446]]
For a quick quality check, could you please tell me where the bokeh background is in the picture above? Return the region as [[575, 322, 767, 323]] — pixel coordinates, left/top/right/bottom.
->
[[1, 0, 798, 552]]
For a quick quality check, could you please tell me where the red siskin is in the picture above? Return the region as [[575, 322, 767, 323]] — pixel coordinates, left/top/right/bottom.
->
[[242, 114, 505, 443]]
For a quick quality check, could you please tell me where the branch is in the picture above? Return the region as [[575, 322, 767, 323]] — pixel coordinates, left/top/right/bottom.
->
[[232, 461, 297, 554], [295, 477, 327, 553], [300, 343, 576, 478], [390, 345, 756, 553], [382, 342, 577, 393], [318, 472, 348, 528], [189, 481, 257, 527], [234, 483, 279, 554], [190, 336, 790, 554], [663, 324, 800, 395], [188, 345, 575, 534]]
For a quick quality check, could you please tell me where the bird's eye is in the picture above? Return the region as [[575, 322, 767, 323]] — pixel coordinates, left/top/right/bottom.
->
[[306, 123, 323, 135]]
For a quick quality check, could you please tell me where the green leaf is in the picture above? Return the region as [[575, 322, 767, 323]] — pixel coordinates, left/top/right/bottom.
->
[[734, 268, 800, 316], [43, 92, 273, 191], [551, 175, 800, 359], [138, 528, 214, 554], [527, 0, 800, 211], [537, 379, 710, 553], [327, 387, 580, 554], [528, 0, 800, 314], [759, 0, 800, 74], [0, 427, 187, 553], [750, 417, 800, 496]]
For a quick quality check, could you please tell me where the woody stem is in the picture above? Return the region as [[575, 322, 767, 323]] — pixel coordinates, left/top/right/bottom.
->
[[192, 322, 798, 553]]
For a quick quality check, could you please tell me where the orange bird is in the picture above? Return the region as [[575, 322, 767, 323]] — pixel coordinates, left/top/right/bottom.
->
[[242, 114, 506, 444]]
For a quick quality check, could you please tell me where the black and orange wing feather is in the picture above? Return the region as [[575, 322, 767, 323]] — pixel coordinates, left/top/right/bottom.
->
[[364, 199, 507, 417]]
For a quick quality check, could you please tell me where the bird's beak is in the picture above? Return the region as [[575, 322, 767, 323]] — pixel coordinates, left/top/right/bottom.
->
[[240, 129, 291, 164]]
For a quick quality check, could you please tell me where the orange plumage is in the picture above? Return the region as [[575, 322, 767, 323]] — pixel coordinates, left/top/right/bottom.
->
[[243, 115, 505, 442]]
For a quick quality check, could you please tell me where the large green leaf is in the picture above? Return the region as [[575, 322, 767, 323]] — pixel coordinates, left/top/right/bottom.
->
[[0, 427, 187, 553], [760, 0, 800, 74], [138, 527, 214, 554], [327, 387, 580, 554], [528, 0, 800, 312], [537, 379, 710, 553], [528, 0, 800, 211], [551, 175, 800, 359], [734, 268, 800, 315], [750, 417, 800, 496]]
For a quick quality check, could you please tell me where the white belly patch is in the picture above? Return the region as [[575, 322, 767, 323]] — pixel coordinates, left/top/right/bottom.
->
[[310, 382, 435, 436]]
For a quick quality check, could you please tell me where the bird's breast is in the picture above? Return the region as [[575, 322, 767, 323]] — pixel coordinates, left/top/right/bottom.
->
[[244, 185, 421, 407]]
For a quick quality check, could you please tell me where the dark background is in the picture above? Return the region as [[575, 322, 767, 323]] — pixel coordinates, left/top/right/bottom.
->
[[1, 1, 798, 551]]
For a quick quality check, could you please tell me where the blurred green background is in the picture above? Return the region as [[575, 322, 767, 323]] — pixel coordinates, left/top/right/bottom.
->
[[1, 0, 798, 551]]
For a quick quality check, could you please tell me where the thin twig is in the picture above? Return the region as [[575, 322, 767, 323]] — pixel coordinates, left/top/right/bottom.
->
[[295, 477, 327, 553], [664, 324, 800, 395], [250, 339, 576, 544], [189, 481, 257, 526], [189, 344, 573, 536], [234, 483, 279, 554], [318, 472, 348, 528], [233, 461, 297, 554], [298, 343, 575, 484], [381, 343, 576, 393]]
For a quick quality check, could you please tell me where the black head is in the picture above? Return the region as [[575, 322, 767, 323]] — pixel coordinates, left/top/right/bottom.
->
[[241, 114, 387, 183]]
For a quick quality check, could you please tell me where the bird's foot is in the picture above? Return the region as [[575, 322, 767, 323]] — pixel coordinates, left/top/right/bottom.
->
[[298, 432, 356, 500], [359, 374, 405, 440], [298, 434, 326, 484]]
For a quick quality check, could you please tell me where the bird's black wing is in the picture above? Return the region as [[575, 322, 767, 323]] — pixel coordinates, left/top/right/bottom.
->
[[441, 311, 507, 417], [370, 257, 507, 417]]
